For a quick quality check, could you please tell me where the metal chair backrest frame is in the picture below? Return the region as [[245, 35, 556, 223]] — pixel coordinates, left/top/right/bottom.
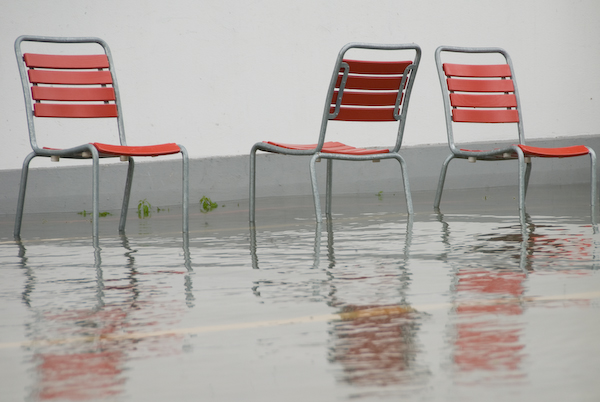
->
[[435, 46, 526, 156], [16, 36, 128, 153], [318, 43, 420, 154]]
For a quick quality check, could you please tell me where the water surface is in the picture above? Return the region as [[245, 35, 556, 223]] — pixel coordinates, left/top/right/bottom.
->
[[1, 187, 599, 401]]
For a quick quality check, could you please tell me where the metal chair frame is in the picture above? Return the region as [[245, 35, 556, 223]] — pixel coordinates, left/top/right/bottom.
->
[[250, 43, 421, 223], [434, 46, 597, 226], [14, 35, 189, 239]]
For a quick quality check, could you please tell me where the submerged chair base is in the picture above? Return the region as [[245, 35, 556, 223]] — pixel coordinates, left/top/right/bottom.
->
[[434, 144, 597, 228], [14, 144, 189, 239]]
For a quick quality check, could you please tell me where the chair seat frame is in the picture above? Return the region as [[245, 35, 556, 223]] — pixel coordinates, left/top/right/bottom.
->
[[434, 46, 597, 227], [14, 35, 189, 239], [250, 43, 421, 223]]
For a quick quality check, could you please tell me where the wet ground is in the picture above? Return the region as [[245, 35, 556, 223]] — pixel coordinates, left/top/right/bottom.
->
[[1, 184, 599, 401]]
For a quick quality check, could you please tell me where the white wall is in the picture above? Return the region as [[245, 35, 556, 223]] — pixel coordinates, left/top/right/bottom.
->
[[1, 0, 599, 171]]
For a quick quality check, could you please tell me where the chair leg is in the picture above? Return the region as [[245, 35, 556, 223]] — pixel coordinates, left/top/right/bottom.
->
[[91, 149, 100, 240], [310, 153, 323, 223], [516, 148, 527, 232], [14, 152, 36, 239], [249, 145, 258, 223], [325, 159, 333, 218], [394, 154, 414, 215], [524, 160, 532, 199], [434, 154, 455, 210], [118, 157, 135, 234], [180, 145, 190, 234], [588, 148, 597, 225], [249, 223, 258, 269], [312, 221, 323, 270]]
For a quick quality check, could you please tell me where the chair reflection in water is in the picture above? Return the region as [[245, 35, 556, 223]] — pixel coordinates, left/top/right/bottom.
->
[[434, 211, 527, 377], [13, 35, 189, 240], [249, 218, 421, 385], [16, 235, 193, 400], [250, 43, 421, 223]]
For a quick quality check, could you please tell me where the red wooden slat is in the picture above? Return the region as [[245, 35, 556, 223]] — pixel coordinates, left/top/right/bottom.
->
[[24, 53, 109, 69], [331, 106, 396, 122], [336, 74, 403, 91], [331, 90, 400, 107], [32, 86, 115, 101], [443, 63, 512, 78], [34, 103, 118, 118], [452, 109, 519, 123], [28, 69, 113, 85], [93, 142, 181, 156], [343, 59, 411, 75], [450, 93, 517, 108], [447, 78, 514, 93]]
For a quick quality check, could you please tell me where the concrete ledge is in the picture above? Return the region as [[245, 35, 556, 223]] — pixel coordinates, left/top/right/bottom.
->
[[1, 135, 598, 215]]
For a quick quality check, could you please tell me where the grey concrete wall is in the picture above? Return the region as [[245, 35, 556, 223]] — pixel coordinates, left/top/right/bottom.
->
[[1, 135, 598, 215]]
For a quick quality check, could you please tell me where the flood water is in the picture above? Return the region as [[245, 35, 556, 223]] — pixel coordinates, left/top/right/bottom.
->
[[1, 185, 599, 401]]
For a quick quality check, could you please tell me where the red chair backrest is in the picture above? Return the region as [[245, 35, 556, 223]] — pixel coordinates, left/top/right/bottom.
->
[[330, 59, 413, 122], [443, 63, 519, 124], [23, 53, 118, 118]]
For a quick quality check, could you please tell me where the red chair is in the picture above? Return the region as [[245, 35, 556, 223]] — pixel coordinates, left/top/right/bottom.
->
[[249, 43, 421, 223], [434, 46, 597, 226], [14, 36, 189, 239]]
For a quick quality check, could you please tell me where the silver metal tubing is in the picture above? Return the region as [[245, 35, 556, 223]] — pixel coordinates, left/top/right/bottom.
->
[[325, 159, 333, 218], [13, 152, 36, 238], [310, 153, 323, 223], [394, 154, 414, 215], [249, 145, 258, 223], [514, 147, 527, 231], [524, 159, 532, 199], [588, 147, 597, 226], [434, 154, 455, 210], [91, 147, 100, 239], [119, 157, 135, 234], [179, 145, 189, 234]]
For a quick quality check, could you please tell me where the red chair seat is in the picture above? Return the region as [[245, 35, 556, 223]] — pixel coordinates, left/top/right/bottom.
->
[[43, 143, 182, 157], [265, 141, 389, 155], [92, 142, 181, 157], [459, 145, 590, 159], [518, 144, 590, 158]]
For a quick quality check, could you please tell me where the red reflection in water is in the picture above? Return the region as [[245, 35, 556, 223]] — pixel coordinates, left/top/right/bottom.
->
[[32, 301, 186, 401], [31, 307, 128, 401], [36, 351, 125, 401], [330, 305, 418, 386], [30, 293, 186, 400], [529, 233, 593, 260], [453, 270, 526, 373], [454, 322, 524, 372]]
